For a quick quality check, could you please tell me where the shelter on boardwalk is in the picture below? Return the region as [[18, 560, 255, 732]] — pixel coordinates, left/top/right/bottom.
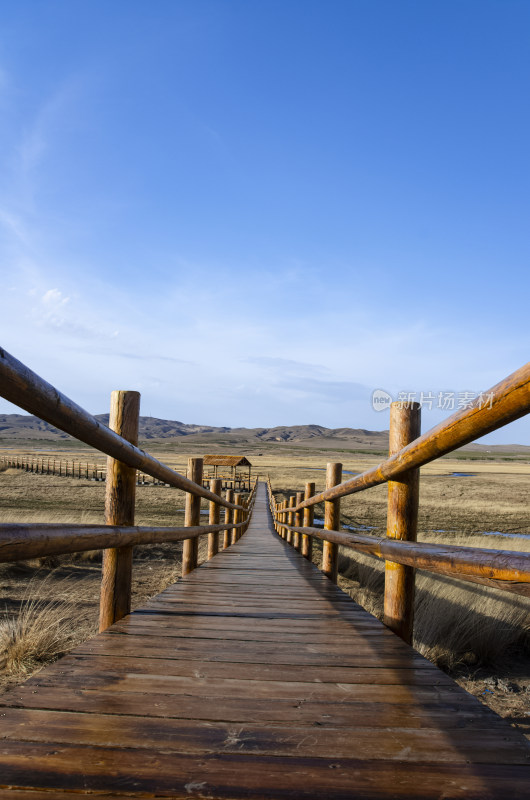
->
[[203, 454, 252, 483]]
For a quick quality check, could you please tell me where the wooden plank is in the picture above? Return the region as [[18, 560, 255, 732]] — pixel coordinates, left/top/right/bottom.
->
[[3, 687, 488, 728], [0, 742, 529, 798], [20, 646, 442, 679], [5, 673, 466, 705], [21, 657, 451, 686], [2, 709, 527, 764]]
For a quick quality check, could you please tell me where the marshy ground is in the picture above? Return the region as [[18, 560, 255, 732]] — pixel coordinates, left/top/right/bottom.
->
[[1, 445, 529, 738]]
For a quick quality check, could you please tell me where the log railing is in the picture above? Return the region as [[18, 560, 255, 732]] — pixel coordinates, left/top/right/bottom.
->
[[267, 360, 530, 644], [0, 347, 256, 631]]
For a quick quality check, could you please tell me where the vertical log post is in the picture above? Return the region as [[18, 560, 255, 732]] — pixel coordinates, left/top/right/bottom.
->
[[182, 457, 203, 576], [383, 401, 421, 644], [322, 462, 342, 582], [223, 489, 233, 549], [232, 493, 242, 544], [99, 390, 140, 632], [294, 491, 303, 551], [302, 482, 315, 560], [240, 495, 247, 536], [208, 478, 222, 560], [244, 495, 250, 533], [287, 495, 295, 544]]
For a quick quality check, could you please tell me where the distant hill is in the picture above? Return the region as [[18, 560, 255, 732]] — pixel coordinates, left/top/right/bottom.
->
[[0, 413, 388, 449], [0, 413, 528, 454], [0, 414, 230, 441]]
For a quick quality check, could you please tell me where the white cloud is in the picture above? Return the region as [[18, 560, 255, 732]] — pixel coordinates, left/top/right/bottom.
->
[[41, 288, 69, 306]]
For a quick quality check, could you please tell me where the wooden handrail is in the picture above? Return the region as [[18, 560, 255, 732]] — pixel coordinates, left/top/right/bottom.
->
[[275, 521, 530, 597], [292, 361, 530, 512], [0, 347, 242, 511], [0, 520, 249, 563]]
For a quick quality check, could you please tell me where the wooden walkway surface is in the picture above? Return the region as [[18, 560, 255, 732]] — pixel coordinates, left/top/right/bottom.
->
[[1, 482, 529, 798]]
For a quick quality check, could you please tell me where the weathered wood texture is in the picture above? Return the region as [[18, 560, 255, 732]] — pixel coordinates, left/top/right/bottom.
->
[[99, 390, 140, 632], [294, 491, 303, 551], [0, 521, 247, 563], [208, 478, 222, 559], [182, 457, 203, 575], [384, 401, 421, 643], [301, 481, 315, 560], [322, 462, 342, 582], [232, 493, 242, 544], [287, 495, 295, 544], [223, 488, 233, 549], [277, 523, 530, 597], [1, 482, 528, 798]]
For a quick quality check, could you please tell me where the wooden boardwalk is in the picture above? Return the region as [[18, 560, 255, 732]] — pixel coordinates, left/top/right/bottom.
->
[[1, 483, 529, 798]]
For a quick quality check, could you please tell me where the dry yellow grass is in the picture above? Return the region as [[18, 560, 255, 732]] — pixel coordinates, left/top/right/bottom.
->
[[0, 575, 98, 690], [330, 539, 530, 669]]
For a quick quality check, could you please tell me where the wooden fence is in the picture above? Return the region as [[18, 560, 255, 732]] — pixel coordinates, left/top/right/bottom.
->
[[267, 360, 530, 643], [0, 454, 251, 490], [0, 347, 256, 632]]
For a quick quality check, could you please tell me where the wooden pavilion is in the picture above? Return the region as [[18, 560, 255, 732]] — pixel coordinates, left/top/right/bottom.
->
[[203, 454, 252, 485]]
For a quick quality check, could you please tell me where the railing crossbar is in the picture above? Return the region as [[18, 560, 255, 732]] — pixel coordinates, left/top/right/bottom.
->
[[277, 522, 530, 596], [0, 520, 249, 564]]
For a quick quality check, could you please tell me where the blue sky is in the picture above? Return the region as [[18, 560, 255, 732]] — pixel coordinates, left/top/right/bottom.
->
[[0, 1, 529, 443]]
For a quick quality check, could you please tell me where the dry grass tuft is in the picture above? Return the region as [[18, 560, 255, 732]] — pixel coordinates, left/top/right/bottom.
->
[[0, 576, 97, 687], [336, 534, 530, 670]]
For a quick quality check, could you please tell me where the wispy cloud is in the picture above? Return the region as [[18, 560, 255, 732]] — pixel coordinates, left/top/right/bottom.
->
[[244, 356, 330, 375], [71, 345, 195, 366], [16, 78, 82, 186], [275, 376, 369, 403], [28, 288, 113, 341]]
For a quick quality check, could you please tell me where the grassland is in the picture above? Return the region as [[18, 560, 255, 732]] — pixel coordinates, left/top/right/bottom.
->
[[1, 441, 529, 736]]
